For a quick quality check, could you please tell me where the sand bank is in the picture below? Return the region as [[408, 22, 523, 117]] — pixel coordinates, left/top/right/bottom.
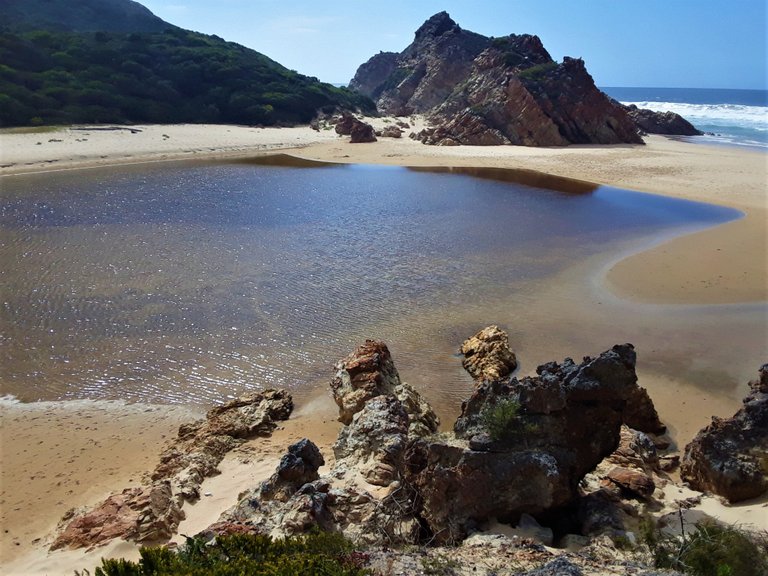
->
[[1, 122, 766, 574]]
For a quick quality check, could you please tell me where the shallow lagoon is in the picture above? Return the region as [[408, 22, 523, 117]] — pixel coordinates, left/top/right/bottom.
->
[[1, 157, 762, 432]]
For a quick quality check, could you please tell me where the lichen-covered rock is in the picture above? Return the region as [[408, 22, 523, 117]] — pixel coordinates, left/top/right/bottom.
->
[[333, 112, 377, 142], [460, 325, 517, 381], [406, 344, 647, 543], [681, 364, 768, 502], [333, 395, 409, 486]]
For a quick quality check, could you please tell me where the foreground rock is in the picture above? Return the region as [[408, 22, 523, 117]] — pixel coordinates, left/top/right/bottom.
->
[[52, 390, 293, 550], [408, 344, 646, 543], [349, 12, 642, 146], [460, 325, 518, 381], [681, 364, 768, 502]]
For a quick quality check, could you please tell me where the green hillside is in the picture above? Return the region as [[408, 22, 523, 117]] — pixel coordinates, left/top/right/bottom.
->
[[0, 0, 175, 34], [0, 1, 374, 127]]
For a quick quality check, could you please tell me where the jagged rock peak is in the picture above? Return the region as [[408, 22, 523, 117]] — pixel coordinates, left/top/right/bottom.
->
[[414, 11, 460, 39]]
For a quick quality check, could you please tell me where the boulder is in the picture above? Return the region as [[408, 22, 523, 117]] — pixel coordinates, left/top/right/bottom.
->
[[330, 340, 438, 435], [333, 395, 409, 487], [681, 364, 768, 502], [333, 112, 377, 142], [380, 125, 403, 138], [459, 325, 518, 381], [330, 340, 402, 424], [624, 104, 703, 136], [350, 120, 377, 143]]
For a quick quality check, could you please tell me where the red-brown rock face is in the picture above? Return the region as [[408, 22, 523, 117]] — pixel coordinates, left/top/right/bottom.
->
[[349, 12, 643, 146]]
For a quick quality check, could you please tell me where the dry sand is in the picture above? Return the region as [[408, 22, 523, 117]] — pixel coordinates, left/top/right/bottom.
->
[[1, 121, 766, 574]]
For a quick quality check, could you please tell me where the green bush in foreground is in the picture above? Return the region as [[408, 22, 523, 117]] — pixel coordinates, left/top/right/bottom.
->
[[480, 397, 527, 443], [76, 531, 370, 576], [644, 519, 768, 576]]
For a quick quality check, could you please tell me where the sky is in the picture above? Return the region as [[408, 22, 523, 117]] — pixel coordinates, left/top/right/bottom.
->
[[139, 0, 767, 90]]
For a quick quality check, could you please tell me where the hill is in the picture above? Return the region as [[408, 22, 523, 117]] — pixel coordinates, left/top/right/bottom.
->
[[0, 0, 374, 127], [0, 0, 175, 34], [350, 12, 642, 146]]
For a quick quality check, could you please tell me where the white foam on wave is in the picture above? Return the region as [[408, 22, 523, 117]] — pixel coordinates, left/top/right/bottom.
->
[[623, 101, 768, 131]]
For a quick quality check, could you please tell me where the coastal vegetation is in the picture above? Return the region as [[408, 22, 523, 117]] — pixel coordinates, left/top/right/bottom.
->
[[0, 27, 374, 128], [642, 519, 768, 576], [77, 532, 370, 576]]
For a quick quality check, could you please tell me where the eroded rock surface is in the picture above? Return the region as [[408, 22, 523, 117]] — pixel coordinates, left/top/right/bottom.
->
[[460, 325, 517, 381], [681, 364, 768, 502], [406, 344, 653, 543], [52, 389, 293, 550], [334, 112, 377, 142], [349, 12, 642, 146], [624, 104, 703, 136]]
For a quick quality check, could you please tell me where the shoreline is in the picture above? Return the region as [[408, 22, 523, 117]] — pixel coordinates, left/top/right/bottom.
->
[[1, 122, 766, 573]]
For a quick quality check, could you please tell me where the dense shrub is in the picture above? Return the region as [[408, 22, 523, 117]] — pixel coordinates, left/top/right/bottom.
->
[[643, 518, 768, 576], [76, 531, 371, 576]]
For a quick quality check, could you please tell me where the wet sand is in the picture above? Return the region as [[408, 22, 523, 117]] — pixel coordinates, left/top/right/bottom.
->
[[1, 121, 766, 573]]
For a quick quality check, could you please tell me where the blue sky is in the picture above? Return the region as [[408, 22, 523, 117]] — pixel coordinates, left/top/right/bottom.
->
[[140, 0, 767, 89]]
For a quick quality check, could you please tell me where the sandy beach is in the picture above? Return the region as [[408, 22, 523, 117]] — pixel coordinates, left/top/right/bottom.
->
[[1, 121, 766, 574]]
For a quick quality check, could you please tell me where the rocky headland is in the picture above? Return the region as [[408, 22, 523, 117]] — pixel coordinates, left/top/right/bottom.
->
[[43, 326, 768, 574], [348, 12, 701, 146]]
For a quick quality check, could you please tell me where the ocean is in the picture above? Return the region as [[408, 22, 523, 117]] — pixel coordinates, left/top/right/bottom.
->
[[601, 87, 768, 150]]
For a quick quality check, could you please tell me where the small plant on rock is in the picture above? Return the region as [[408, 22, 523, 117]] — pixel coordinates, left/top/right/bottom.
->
[[480, 397, 528, 443]]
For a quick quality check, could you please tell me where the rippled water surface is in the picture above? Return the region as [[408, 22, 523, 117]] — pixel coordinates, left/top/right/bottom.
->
[[0, 158, 745, 412]]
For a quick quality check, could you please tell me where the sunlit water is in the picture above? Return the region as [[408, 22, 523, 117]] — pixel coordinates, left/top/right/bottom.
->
[[1, 157, 759, 420]]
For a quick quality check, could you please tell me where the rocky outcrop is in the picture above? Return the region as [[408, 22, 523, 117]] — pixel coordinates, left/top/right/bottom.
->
[[202, 340, 667, 551], [460, 325, 517, 381], [52, 481, 183, 550], [330, 339, 438, 435], [406, 344, 652, 543], [349, 12, 643, 146], [52, 390, 293, 550], [330, 340, 402, 424], [623, 104, 703, 136], [681, 365, 768, 502], [333, 395, 410, 486]]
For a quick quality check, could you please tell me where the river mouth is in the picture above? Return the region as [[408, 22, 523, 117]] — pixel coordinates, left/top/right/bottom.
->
[[1, 156, 760, 430]]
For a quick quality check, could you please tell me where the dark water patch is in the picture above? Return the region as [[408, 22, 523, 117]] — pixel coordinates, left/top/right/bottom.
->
[[408, 165, 599, 194], [0, 161, 742, 404]]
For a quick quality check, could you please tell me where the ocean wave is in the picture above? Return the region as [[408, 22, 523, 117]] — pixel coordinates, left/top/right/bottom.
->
[[622, 101, 768, 131]]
